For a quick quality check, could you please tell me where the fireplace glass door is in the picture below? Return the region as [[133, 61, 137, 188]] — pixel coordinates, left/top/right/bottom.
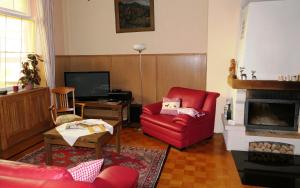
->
[[245, 99, 299, 131]]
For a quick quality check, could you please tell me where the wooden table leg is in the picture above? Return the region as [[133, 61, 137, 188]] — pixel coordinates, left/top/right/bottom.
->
[[96, 142, 103, 159], [45, 142, 52, 165], [118, 107, 123, 129], [116, 125, 121, 153]]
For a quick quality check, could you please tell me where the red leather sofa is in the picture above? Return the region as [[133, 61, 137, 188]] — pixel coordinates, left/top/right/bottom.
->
[[0, 159, 138, 188], [141, 87, 220, 149]]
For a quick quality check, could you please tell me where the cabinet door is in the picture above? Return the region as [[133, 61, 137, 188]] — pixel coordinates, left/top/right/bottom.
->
[[0, 88, 51, 151]]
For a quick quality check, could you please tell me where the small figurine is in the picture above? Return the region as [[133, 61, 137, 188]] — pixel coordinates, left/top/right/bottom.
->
[[240, 67, 247, 80], [251, 70, 257, 80], [292, 75, 298, 81], [229, 59, 237, 79]]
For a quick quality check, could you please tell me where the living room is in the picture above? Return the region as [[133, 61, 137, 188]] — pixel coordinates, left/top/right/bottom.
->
[[0, 0, 299, 187]]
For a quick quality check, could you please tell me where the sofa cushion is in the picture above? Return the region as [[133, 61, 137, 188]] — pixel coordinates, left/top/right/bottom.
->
[[167, 87, 206, 109], [68, 159, 104, 183], [0, 160, 73, 181], [160, 97, 181, 115]]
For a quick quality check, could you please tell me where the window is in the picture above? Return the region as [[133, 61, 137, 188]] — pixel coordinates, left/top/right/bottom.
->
[[0, 0, 34, 88], [0, 0, 30, 14]]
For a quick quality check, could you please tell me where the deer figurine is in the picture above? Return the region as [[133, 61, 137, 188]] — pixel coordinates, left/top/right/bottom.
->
[[240, 67, 247, 80], [251, 70, 257, 80]]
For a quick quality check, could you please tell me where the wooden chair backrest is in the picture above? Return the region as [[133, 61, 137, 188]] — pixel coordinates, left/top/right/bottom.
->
[[51, 87, 76, 118]]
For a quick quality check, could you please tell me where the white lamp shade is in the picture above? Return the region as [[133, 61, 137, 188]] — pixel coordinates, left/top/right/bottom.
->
[[133, 44, 146, 52]]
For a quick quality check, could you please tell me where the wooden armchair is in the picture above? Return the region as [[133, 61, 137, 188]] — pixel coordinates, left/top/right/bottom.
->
[[49, 87, 85, 126]]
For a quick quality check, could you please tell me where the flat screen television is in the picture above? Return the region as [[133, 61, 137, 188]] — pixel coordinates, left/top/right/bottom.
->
[[64, 71, 110, 101]]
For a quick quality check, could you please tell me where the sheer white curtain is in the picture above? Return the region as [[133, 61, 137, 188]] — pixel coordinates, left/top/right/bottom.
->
[[34, 0, 55, 88]]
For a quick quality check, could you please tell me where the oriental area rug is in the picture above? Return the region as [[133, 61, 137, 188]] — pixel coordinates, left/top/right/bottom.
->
[[17, 145, 168, 188]]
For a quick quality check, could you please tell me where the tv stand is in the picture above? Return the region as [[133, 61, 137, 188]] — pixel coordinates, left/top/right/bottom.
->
[[107, 99, 119, 102]]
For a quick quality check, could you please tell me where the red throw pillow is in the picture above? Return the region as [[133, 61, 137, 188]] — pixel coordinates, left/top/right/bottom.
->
[[67, 159, 104, 183], [160, 97, 181, 115]]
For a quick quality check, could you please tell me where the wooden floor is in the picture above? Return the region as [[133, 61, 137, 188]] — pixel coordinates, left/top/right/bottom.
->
[[120, 127, 257, 188], [10, 126, 259, 188]]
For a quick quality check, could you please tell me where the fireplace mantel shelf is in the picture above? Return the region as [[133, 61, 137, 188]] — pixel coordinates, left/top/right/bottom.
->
[[228, 76, 300, 90]]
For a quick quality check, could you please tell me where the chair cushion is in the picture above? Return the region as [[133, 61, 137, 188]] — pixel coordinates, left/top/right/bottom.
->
[[56, 114, 82, 125], [160, 97, 181, 115], [68, 159, 104, 183]]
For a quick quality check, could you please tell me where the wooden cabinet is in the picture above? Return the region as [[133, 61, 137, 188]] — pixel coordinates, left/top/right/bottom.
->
[[0, 87, 52, 159]]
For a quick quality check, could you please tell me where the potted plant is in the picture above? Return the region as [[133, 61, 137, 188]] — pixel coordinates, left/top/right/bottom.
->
[[19, 54, 42, 90]]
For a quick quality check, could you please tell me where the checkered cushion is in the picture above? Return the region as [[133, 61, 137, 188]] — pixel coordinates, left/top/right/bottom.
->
[[67, 159, 104, 182]]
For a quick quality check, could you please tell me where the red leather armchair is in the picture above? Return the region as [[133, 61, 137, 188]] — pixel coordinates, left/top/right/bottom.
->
[[140, 87, 220, 149], [0, 159, 138, 188]]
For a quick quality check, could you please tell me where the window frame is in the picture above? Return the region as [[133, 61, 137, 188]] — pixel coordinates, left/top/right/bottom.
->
[[0, 1, 34, 90]]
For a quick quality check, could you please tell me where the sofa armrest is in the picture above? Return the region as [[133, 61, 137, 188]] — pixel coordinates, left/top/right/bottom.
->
[[94, 166, 138, 188], [142, 102, 162, 115], [202, 92, 220, 112]]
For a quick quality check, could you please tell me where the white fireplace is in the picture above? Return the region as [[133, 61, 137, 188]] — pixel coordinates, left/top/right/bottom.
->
[[223, 0, 300, 155], [223, 88, 300, 155]]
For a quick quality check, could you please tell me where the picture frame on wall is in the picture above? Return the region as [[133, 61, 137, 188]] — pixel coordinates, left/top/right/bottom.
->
[[114, 0, 155, 33]]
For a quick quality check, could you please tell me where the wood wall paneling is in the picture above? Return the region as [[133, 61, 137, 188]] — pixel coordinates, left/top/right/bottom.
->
[[141, 55, 157, 104], [55, 53, 206, 104], [156, 54, 207, 100], [111, 55, 141, 103], [55, 56, 70, 86]]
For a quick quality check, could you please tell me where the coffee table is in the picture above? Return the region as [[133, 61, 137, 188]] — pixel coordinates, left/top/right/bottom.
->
[[44, 120, 121, 165]]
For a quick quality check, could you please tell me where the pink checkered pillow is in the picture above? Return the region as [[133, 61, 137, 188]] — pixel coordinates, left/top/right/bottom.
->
[[67, 159, 104, 182]]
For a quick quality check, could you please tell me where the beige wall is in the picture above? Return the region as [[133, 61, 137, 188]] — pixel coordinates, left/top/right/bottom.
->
[[207, 0, 241, 132], [53, 0, 208, 55], [53, 0, 65, 55]]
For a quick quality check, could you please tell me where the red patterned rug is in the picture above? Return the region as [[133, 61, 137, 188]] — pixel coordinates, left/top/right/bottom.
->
[[17, 145, 168, 188]]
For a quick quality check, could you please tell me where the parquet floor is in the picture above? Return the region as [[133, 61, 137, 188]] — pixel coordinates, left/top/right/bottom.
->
[[10, 125, 259, 188], [119, 127, 258, 188]]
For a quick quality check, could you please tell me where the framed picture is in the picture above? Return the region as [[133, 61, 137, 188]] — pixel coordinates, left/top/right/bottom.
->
[[114, 0, 155, 33]]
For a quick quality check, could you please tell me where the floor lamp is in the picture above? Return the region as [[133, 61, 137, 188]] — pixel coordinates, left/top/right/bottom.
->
[[133, 44, 146, 105]]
